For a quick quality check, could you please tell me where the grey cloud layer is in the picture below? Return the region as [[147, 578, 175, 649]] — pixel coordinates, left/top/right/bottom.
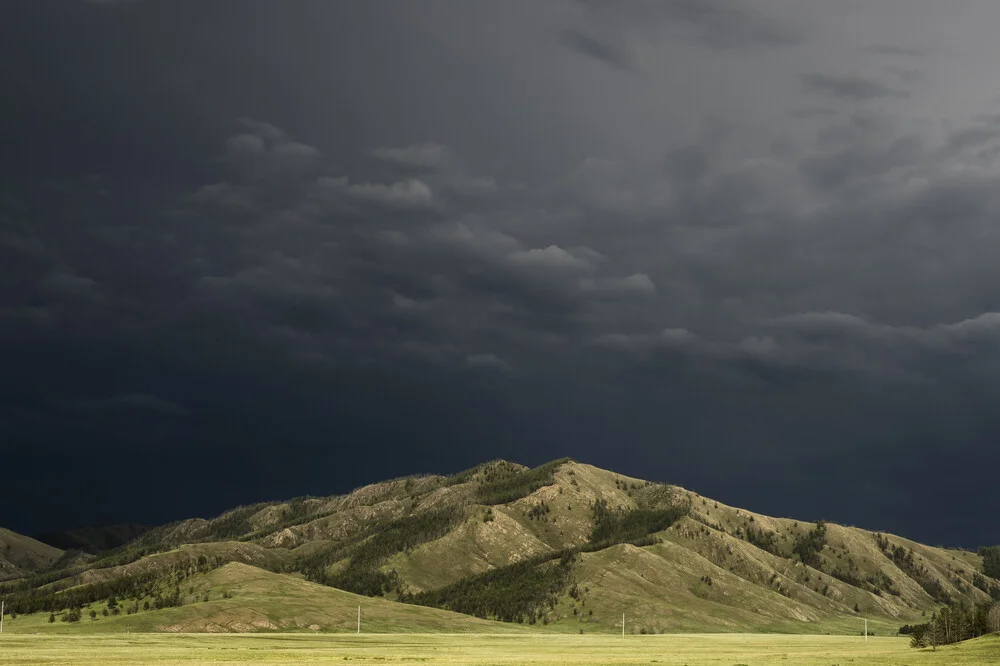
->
[[187, 123, 660, 371], [9, 93, 1000, 389], [802, 73, 910, 100]]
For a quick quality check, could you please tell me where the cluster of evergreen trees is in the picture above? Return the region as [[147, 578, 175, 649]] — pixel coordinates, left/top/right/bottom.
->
[[589, 498, 691, 550], [474, 458, 569, 505], [828, 565, 900, 598], [791, 521, 827, 568], [743, 526, 779, 555], [904, 600, 1000, 648], [2, 555, 227, 616], [972, 572, 1000, 600], [405, 551, 576, 624], [980, 547, 1000, 579], [874, 533, 952, 604], [300, 507, 463, 597]]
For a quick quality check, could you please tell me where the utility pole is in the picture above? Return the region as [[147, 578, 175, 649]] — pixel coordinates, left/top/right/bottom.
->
[[622, 612, 625, 638], [1, 599, 5, 634], [357, 605, 360, 634], [864, 618, 868, 642]]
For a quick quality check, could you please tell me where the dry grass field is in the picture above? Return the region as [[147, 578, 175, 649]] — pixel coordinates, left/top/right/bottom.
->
[[2, 632, 998, 666]]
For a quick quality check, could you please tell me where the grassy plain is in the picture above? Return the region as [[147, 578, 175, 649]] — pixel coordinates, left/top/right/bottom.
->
[[1, 632, 998, 666]]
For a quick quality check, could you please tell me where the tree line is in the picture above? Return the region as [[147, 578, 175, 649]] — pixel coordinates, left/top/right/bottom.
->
[[980, 546, 1000, 580], [904, 599, 1000, 648], [299, 507, 464, 597], [474, 458, 570, 505], [405, 550, 577, 624], [2, 554, 234, 616], [589, 498, 691, 550], [874, 533, 955, 604]]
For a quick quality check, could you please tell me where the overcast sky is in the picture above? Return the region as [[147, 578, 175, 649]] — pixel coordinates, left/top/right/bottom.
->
[[3, 0, 1000, 547]]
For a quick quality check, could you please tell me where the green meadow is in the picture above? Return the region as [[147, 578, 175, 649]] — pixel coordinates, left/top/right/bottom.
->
[[2, 632, 999, 665]]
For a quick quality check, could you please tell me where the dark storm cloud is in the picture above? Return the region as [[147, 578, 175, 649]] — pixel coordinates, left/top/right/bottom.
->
[[371, 143, 454, 170], [560, 28, 634, 71], [802, 73, 910, 100], [653, 0, 801, 49], [800, 133, 924, 191], [107, 393, 191, 416], [177, 120, 655, 373], [788, 107, 838, 119], [5, 0, 1000, 548], [866, 45, 934, 57], [572, 0, 801, 51], [943, 124, 1000, 155]]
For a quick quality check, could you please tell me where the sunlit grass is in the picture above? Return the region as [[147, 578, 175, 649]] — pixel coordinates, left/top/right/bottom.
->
[[1, 632, 998, 665]]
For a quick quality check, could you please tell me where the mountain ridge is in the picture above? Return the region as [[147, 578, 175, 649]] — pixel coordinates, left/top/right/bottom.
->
[[2, 458, 998, 635]]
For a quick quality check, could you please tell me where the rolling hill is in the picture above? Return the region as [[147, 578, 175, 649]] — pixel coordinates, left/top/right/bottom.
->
[[0, 527, 64, 581], [1, 562, 528, 634], [2, 458, 998, 636]]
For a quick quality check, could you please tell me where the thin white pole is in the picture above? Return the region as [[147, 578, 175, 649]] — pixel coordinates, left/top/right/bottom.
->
[[357, 605, 360, 634], [1, 599, 5, 634], [864, 618, 867, 642], [622, 612, 625, 638]]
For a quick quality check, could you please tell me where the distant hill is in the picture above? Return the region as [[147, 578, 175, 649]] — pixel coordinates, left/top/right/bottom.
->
[[1, 562, 528, 634], [35, 524, 150, 554], [0, 528, 63, 581], [2, 458, 998, 636]]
